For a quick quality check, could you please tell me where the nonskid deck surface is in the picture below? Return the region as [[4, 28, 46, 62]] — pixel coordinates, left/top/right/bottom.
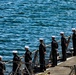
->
[[35, 56, 76, 75]]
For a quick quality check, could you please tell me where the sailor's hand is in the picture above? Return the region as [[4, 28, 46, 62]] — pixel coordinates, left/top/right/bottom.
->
[[29, 60, 32, 63], [44, 52, 46, 54]]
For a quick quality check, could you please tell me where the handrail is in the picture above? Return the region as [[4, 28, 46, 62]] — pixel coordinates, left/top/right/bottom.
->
[[69, 65, 76, 75], [46, 35, 71, 47], [2, 35, 72, 75], [3, 35, 72, 64]]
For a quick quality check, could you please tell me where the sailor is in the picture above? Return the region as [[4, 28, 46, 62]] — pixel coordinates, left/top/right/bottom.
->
[[39, 38, 46, 72], [12, 51, 21, 75], [60, 32, 67, 61], [24, 46, 32, 75], [72, 28, 76, 56], [0, 56, 5, 75], [51, 36, 58, 67]]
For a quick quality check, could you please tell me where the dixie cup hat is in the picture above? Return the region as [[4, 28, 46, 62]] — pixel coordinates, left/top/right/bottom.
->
[[25, 46, 29, 49], [60, 32, 64, 34], [52, 36, 55, 38], [12, 50, 18, 53], [72, 28, 75, 31], [39, 38, 44, 41]]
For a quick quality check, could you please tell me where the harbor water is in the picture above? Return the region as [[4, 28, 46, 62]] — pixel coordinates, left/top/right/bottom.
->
[[0, 0, 76, 73]]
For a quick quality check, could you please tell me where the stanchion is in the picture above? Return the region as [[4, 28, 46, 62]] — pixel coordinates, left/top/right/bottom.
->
[[74, 65, 76, 75], [69, 65, 76, 75]]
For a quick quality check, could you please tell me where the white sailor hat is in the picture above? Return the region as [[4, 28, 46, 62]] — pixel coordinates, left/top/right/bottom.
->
[[52, 36, 55, 38], [25, 46, 29, 49], [0, 55, 2, 58], [72, 28, 75, 31], [39, 38, 44, 41], [70, 48, 73, 50], [60, 32, 64, 34], [12, 50, 18, 53]]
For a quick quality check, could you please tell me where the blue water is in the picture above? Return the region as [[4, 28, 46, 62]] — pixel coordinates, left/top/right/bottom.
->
[[0, 0, 76, 64]]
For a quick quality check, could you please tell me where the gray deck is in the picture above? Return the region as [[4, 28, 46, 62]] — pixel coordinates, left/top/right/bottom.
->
[[35, 56, 76, 75]]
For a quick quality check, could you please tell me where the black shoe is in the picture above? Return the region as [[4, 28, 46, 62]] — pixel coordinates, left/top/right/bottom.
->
[[40, 70, 44, 72], [44, 68, 46, 71], [51, 65, 55, 67]]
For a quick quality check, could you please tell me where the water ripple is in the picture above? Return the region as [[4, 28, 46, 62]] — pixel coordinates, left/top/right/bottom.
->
[[0, 0, 75, 61]]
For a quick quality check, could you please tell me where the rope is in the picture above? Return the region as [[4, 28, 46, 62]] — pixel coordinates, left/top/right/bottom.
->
[[69, 65, 76, 75], [11, 60, 32, 75], [46, 35, 71, 47], [1, 35, 72, 75], [4, 35, 71, 64]]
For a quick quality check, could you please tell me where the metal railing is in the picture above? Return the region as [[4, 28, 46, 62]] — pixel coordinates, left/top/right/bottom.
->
[[3, 35, 74, 75], [69, 65, 76, 75]]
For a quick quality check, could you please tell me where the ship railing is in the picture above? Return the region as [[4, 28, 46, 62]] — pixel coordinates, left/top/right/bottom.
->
[[69, 65, 76, 75], [4, 35, 73, 75], [5, 61, 35, 75], [32, 35, 72, 66]]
